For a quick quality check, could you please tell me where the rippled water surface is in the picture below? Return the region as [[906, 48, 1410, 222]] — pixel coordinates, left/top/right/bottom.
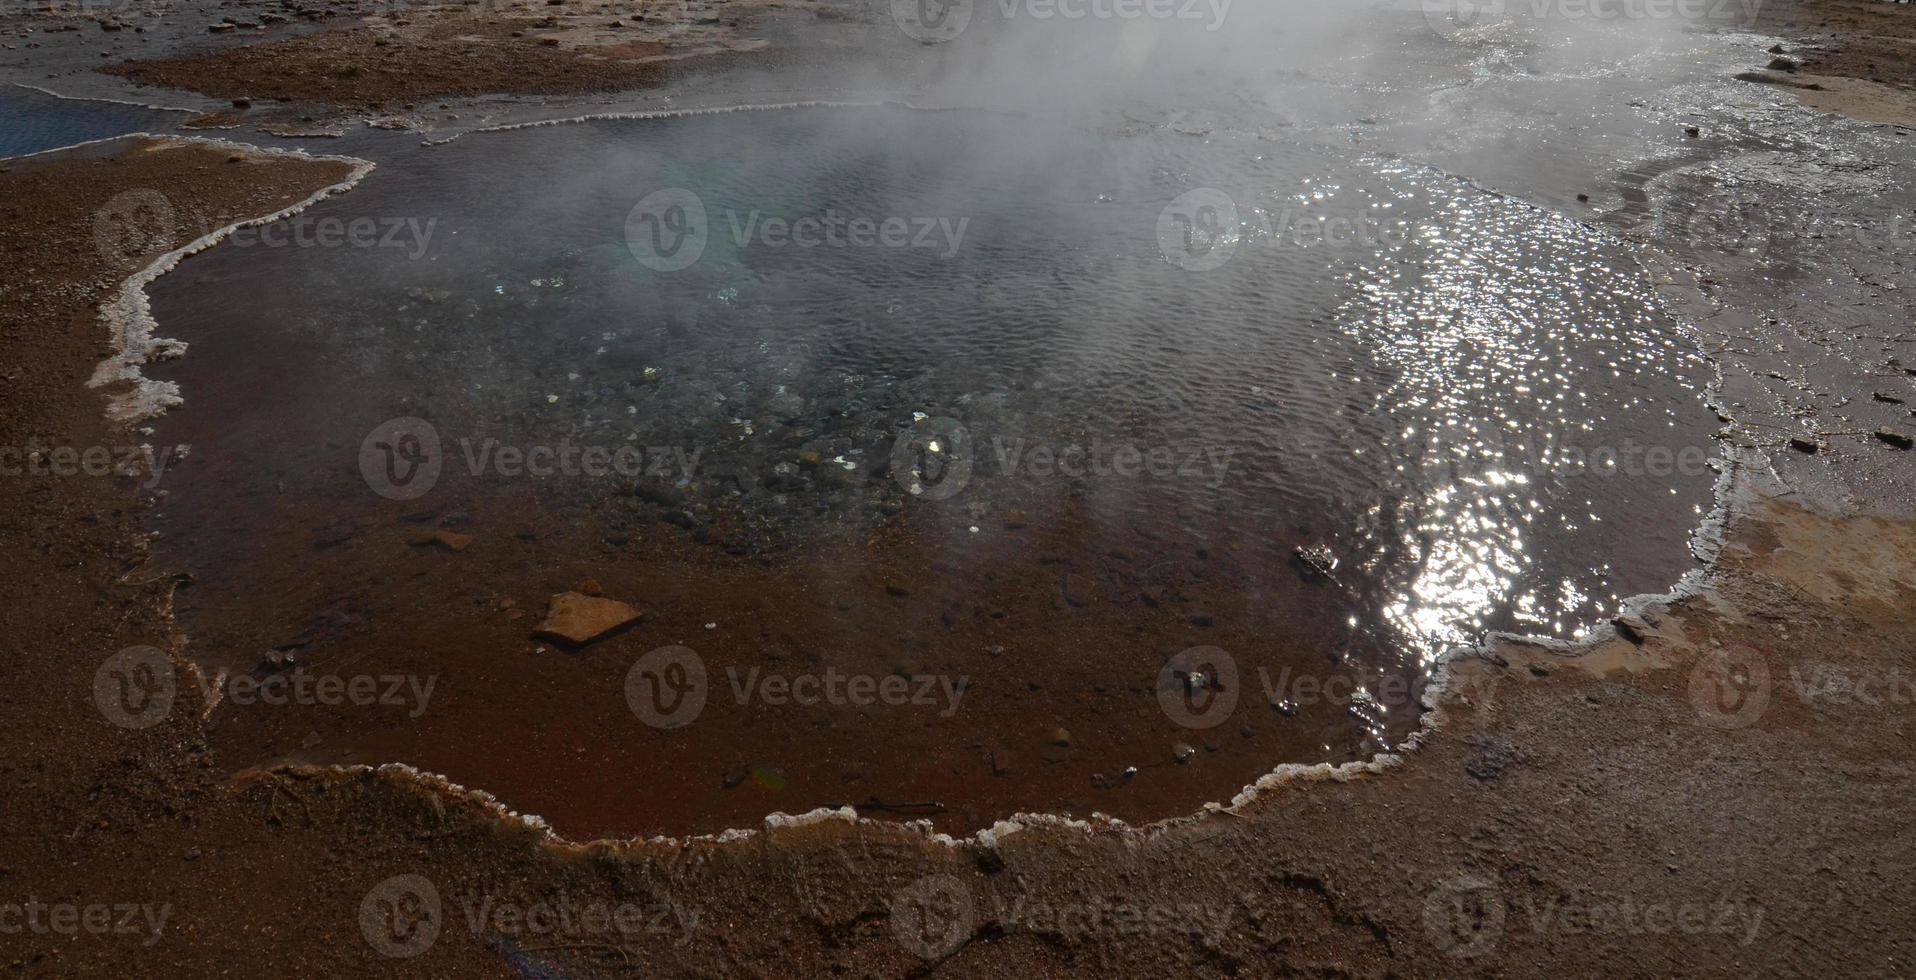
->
[[143, 107, 1717, 835]]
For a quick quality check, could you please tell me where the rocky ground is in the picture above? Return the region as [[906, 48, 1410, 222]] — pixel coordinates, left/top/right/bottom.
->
[[2, 0, 1915, 976]]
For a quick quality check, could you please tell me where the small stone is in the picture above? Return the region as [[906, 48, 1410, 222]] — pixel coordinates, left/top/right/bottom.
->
[[1576, 193, 1589, 202], [1872, 392, 1906, 404], [1788, 434, 1820, 454], [575, 579, 605, 596], [1004, 508, 1028, 529], [1614, 612, 1652, 644], [1766, 56, 1797, 73], [721, 770, 745, 789], [411, 530, 472, 551], [533, 592, 643, 646], [1049, 727, 1071, 747], [1684, 126, 1701, 137], [1874, 428, 1914, 450], [231, 97, 250, 109], [1172, 742, 1196, 763], [1061, 573, 1095, 607]]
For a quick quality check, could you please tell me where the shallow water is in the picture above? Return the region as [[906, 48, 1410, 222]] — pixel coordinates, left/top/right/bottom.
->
[[0, 89, 176, 158], [142, 106, 1716, 835]]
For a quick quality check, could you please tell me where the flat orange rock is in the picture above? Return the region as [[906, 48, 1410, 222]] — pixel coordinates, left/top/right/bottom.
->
[[532, 591, 642, 646]]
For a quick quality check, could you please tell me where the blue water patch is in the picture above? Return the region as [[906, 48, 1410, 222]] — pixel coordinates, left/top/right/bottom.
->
[[0, 88, 177, 159]]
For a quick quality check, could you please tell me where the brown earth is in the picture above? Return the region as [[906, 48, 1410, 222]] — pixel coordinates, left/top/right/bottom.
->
[[93, 0, 794, 110], [1751, 0, 1916, 88]]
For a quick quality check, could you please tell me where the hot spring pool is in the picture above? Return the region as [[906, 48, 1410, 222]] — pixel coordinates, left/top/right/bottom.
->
[[140, 106, 1716, 836]]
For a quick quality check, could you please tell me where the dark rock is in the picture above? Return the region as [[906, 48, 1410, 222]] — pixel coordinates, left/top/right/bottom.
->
[[1463, 734, 1526, 780], [1061, 573, 1095, 607], [976, 848, 1006, 874]]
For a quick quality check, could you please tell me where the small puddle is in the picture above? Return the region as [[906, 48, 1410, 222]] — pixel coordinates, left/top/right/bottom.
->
[[140, 106, 1716, 838]]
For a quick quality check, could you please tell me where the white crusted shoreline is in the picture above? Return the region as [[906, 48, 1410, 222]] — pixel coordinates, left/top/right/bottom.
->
[[76, 134, 376, 423]]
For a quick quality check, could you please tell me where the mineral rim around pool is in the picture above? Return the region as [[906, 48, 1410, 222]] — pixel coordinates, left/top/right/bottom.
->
[[139, 107, 1716, 838]]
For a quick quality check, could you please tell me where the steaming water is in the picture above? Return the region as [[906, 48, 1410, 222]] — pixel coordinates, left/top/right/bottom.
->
[[137, 106, 1717, 832], [152, 107, 1713, 658]]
